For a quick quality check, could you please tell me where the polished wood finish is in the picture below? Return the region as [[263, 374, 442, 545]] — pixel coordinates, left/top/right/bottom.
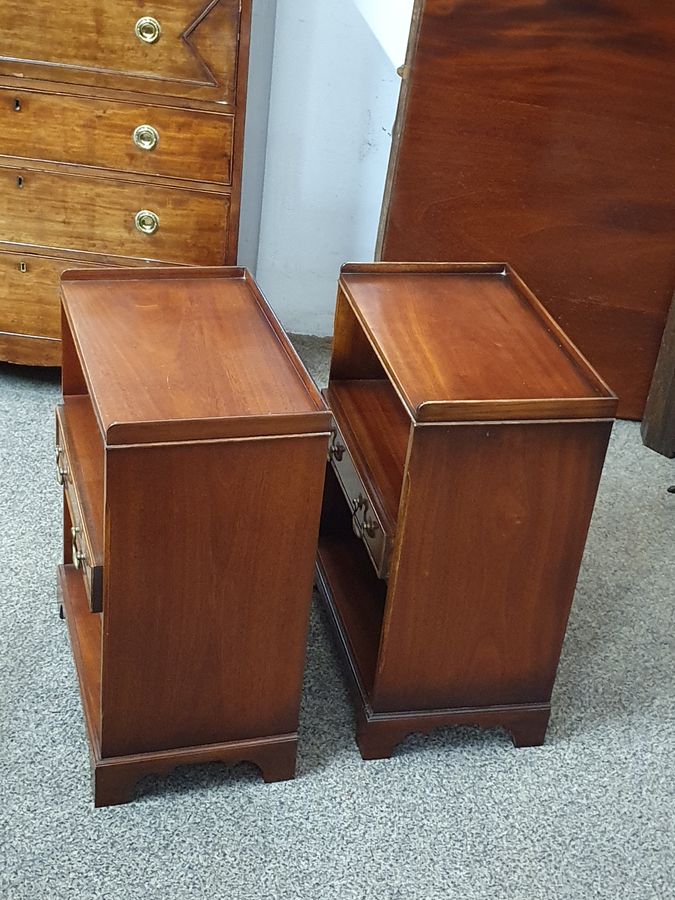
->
[[0, 0, 241, 103], [57, 267, 330, 806], [1, 88, 234, 184], [378, 0, 675, 419], [642, 294, 675, 458], [1, 167, 231, 265], [0, 0, 251, 364], [317, 263, 617, 759]]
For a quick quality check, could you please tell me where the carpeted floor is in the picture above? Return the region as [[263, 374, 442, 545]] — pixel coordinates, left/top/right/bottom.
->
[[0, 338, 673, 900]]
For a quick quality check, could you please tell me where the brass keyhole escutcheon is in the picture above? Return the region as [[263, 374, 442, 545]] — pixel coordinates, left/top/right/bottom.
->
[[135, 16, 161, 44], [133, 124, 159, 151], [135, 209, 160, 235], [16, 175, 24, 189], [13, 98, 21, 111], [19, 261, 27, 273]]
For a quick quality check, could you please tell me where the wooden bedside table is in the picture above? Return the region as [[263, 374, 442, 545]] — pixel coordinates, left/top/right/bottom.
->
[[56, 267, 331, 807], [316, 263, 618, 759]]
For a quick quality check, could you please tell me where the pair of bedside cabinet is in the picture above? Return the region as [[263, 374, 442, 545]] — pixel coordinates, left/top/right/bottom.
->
[[55, 263, 616, 806]]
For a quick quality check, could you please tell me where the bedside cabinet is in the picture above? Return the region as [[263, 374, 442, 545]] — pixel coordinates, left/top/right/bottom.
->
[[0, 0, 251, 365], [316, 263, 618, 759], [56, 267, 331, 807]]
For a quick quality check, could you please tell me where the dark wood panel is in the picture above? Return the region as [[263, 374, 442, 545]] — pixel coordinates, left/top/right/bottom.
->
[[379, 0, 675, 419], [374, 420, 613, 713]]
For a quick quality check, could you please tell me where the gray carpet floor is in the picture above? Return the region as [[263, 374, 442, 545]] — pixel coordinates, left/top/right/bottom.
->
[[1, 338, 674, 900]]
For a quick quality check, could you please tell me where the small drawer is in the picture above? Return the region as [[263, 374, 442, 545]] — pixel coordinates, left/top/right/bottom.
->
[[1, 89, 234, 185], [0, 251, 99, 339], [329, 422, 390, 578], [0, 167, 231, 265], [56, 407, 103, 613]]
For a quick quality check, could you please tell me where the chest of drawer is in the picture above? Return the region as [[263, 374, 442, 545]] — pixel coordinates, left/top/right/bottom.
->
[[0, 167, 231, 265], [0, 0, 241, 104], [1, 90, 234, 185]]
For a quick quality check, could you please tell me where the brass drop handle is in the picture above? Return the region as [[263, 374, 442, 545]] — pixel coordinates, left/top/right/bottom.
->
[[135, 209, 160, 235], [71, 526, 86, 569], [135, 16, 161, 44], [55, 445, 68, 485], [133, 124, 159, 151], [351, 494, 379, 540], [328, 428, 346, 462]]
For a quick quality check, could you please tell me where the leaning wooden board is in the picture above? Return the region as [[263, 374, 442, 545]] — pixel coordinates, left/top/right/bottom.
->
[[378, 0, 675, 420]]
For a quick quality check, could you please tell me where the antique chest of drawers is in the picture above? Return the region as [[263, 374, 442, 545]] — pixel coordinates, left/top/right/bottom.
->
[[316, 262, 618, 759], [0, 0, 251, 365], [56, 267, 331, 806]]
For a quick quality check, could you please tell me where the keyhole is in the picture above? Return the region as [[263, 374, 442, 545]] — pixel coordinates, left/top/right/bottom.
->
[[19, 262, 27, 273], [16, 176, 24, 188], [13, 98, 21, 112]]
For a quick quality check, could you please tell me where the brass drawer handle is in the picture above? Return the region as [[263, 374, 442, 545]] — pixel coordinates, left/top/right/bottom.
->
[[133, 124, 159, 151], [328, 428, 346, 462], [135, 209, 160, 235], [55, 445, 68, 485], [351, 494, 380, 541], [71, 526, 86, 570], [135, 16, 161, 44]]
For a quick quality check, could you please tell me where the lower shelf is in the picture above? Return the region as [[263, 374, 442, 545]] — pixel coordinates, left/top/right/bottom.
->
[[58, 564, 101, 751]]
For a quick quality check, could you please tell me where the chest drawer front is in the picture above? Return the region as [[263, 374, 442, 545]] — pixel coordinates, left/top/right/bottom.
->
[[0, 251, 100, 339], [329, 422, 390, 578], [0, 0, 241, 104], [0, 168, 230, 265], [1, 90, 234, 185]]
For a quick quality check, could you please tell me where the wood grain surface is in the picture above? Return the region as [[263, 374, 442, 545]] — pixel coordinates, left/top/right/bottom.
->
[[61, 268, 330, 442], [0, 0, 241, 104], [0, 166, 231, 265], [1, 88, 234, 185], [378, 0, 675, 419]]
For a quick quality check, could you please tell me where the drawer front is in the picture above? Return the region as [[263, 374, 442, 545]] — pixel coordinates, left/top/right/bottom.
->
[[1, 90, 234, 185], [0, 0, 241, 104], [0, 167, 230, 265], [0, 251, 98, 339], [329, 422, 389, 578], [56, 415, 103, 613]]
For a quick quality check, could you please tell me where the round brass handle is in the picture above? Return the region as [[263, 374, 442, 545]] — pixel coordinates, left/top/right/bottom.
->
[[133, 124, 159, 151], [135, 16, 161, 44], [71, 526, 86, 570], [55, 446, 68, 485], [135, 209, 160, 235]]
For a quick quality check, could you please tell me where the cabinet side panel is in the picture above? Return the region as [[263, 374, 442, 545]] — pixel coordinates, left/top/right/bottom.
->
[[373, 420, 612, 712], [100, 434, 328, 758]]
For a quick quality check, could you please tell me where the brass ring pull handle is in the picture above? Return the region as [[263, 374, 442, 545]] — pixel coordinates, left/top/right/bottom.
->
[[328, 428, 346, 462], [55, 446, 68, 485], [135, 16, 161, 43], [71, 526, 86, 570], [133, 124, 159, 151], [351, 494, 380, 540], [135, 209, 160, 235]]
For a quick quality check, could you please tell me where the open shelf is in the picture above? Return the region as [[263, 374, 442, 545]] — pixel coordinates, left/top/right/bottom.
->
[[58, 564, 101, 749], [325, 379, 410, 533], [317, 466, 387, 698], [58, 395, 105, 567]]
